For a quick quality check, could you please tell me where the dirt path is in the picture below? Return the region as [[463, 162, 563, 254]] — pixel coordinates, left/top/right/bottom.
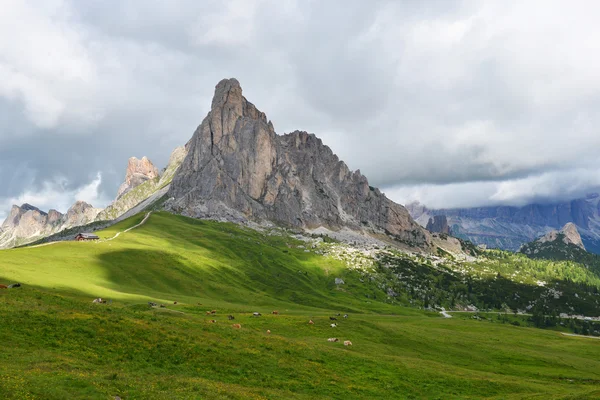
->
[[561, 332, 600, 340], [103, 212, 152, 241]]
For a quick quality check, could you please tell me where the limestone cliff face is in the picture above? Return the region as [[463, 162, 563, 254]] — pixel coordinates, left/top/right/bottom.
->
[[116, 156, 159, 199], [168, 78, 430, 247], [0, 201, 101, 248]]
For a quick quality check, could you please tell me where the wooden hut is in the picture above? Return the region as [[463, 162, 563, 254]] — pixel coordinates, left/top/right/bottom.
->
[[75, 233, 99, 241]]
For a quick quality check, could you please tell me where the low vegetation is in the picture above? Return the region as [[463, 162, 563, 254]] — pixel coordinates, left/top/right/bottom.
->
[[1, 212, 600, 399]]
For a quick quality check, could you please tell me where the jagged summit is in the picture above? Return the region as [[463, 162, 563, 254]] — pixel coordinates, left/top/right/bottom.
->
[[168, 78, 430, 248], [116, 156, 159, 199]]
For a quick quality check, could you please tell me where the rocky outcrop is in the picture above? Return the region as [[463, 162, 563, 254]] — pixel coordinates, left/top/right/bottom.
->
[[116, 156, 159, 199], [97, 147, 187, 222], [519, 222, 591, 261], [537, 222, 585, 250], [426, 215, 450, 235], [168, 78, 430, 248], [63, 201, 102, 228], [0, 201, 101, 248]]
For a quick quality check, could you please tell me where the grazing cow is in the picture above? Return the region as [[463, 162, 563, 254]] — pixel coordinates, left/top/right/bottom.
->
[[8, 283, 21, 288], [210, 310, 217, 314], [267, 330, 271, 334], [336, 313, 341, 316], [160, 304, 166, 308], [330, 323, 337, 328], [228, 315, 235, 320], [206, 311, 212, 315], [148, 301, 157, 307], [343, 314, 348, 319], [173, 301, 178, 305], [344, 340, 353, 346], [329, 317, 337, 321], [209, 320, 216, 323], [272, 310, 279, 315], [0, 285, 7, 289], [232, 323, 241, 329], [327, 338, 339, 342], [93, 298, 103, 304], [308, 320, 314, 325], [253, 312, 262, 317]]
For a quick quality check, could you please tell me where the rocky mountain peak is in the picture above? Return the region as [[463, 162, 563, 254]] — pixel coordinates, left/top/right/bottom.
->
[[426, 215, 450, 235], [116, 156, 159, 199], [168, 78, 431, 249], [537, 222, 585, 250], [21, 203, 43, 213]]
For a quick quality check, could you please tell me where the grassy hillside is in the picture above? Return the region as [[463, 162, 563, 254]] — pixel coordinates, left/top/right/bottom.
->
[[1, 212, 600, 399]]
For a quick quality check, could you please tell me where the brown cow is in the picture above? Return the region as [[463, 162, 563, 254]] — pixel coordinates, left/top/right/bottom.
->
[[206, 311, 212, 315], [209, 320, 216, 323], [232, 323, 241, 329], [272, 310, 279, 315], [267, 329, 271, 334], [308, 320, 314, 325], [173, 301, 178, 305], [210, 310, 217, 314], [0, 285, 7, 289]]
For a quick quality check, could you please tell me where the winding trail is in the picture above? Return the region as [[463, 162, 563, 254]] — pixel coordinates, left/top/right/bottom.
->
[[103, 212, 152, 241]]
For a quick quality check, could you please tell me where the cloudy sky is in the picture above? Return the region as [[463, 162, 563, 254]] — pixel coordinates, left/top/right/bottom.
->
[[1, 0, 600, 220]]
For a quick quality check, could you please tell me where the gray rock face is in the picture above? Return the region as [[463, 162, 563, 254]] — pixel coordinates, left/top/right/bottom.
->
[[116, 156, 159, 199], [0, 201, 101, 248], [426, 215, 450, 235], [537, 222, 585, 250], [168, 78, 430, 248]]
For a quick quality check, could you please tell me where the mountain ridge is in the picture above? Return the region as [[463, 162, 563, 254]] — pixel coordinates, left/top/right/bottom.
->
[[407, 194, 600, 254], [168, 78, 431, 249]]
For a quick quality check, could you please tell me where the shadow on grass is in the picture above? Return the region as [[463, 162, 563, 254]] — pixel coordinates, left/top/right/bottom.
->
[[93, 248, 364, 311]]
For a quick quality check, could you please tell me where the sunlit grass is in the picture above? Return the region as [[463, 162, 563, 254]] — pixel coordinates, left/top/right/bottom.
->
[[1, 212, 599, 399]]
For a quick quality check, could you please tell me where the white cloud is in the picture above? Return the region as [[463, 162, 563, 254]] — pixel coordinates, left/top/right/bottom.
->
[[386, 168, 600, 209], [0, 0, 102, 129], [2, 1, 600, 213]]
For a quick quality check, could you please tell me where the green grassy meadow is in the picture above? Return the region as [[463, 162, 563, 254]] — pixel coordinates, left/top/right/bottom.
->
[[1, 212, 600, 399]]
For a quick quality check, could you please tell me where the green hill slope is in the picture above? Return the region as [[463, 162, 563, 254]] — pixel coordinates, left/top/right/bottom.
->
[[1, 212, 600, 399]]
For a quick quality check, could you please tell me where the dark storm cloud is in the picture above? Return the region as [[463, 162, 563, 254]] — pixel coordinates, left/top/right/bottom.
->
[[1, 0, 600, 219]]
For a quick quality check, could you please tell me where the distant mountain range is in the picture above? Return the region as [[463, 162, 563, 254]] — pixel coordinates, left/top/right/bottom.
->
[[407, 194, 600, 254], [0, 146, 188, 248]]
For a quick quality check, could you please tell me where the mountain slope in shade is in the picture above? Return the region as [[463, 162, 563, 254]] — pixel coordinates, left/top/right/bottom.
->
[[168, 78, 431, 249], [407, 193, 600, 254]]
